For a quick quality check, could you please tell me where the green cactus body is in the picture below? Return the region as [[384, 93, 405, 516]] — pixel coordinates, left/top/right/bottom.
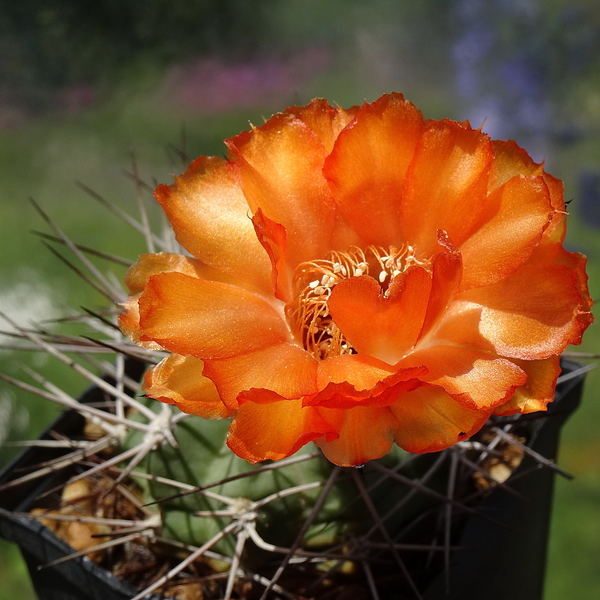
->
[[121, 400, 449, 573]]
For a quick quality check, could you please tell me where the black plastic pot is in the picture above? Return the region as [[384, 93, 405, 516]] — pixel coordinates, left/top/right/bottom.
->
[[0, 358, 587, 600], [422, 357, 586, 600], [0, 358, 157, 600]]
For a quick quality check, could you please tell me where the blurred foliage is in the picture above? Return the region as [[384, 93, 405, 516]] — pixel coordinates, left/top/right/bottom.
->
[[0, 0, 276, 83], [0, 0, 280, 116]]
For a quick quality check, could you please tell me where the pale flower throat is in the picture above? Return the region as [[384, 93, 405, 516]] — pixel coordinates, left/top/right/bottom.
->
[[285, 245, 430, 360]]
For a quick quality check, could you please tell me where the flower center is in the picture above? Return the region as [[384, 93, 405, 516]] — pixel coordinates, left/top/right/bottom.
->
[[285, 245, 428, 360]]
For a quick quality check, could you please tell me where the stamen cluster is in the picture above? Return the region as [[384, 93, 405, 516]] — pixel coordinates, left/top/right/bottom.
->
[[286, 245, 428, 360]]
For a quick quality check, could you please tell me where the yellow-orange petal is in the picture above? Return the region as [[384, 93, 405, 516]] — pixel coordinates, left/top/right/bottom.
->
[[226, 113, 336, 266], [490, 140, 566, 246], [459, 175, 553, 290], [557, 250, 595, 332], [461, 263, 589, 359], [315, 405, 400, 466], [138, 272, 289, 358], [420, 240, 463, 338], [202, 343, 318, 410], [397, 346, 526, 409], [490, 139, 565, 213], [531, 173, 566, 246], [119, 294, 162, 350], [226, 399, 337, 463], [154, 156, 272, 294], [119, 252, 224, 349], [323, 93, 425, 247], [124, 252, 240, 293], [489, 139, 545, 189], [428, 299, 492, 356], [494, 356, 561, 416], [251, 208, 291, 302], [315, 353, 401, 388], [284, 98, 360, 154], [389, 384, 492, 454], [527, 244, 594, 334], [124, 253, 195, 293], [327, 268, 432, 364], [143, 355, 233, 419], [399, 119, 494, 255], [305, 354, 426, 409]]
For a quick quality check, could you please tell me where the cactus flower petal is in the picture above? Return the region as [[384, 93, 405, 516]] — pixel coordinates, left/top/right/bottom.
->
[[390, 384, 493, 454], [121, 92, 592, 466], [397, 119, 495, 256], [396, 346, 527, 409], [322, 93, 424, 247], [226, 398, 338, 463], [144, 354, 233, 419], [226, 111, 337, 266], [493, 356, 562, 416], [154, 156, 273, 295], [315, 405, 401, 466], [202, 343, 318, 410], [138, 272, 290, 358], [453, 264, 590, 359], [458, 175, 554, 290]]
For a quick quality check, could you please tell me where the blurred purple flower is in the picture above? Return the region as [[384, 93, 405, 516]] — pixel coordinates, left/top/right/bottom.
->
[[164, 48, 331, 114], [57, 85, 96, 113]]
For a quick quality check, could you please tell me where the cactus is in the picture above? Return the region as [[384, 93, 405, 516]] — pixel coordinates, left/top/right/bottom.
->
[[0, 171, 587, 600], [0, 192, 434, 600], [0, 95, 593, 600]]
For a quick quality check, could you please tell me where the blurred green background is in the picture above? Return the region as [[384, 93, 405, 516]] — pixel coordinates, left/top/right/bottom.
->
[[1, 0, 600, 598]]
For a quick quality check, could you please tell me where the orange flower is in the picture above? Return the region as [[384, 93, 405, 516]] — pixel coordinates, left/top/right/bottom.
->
[[120, 93, 593, 467]]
